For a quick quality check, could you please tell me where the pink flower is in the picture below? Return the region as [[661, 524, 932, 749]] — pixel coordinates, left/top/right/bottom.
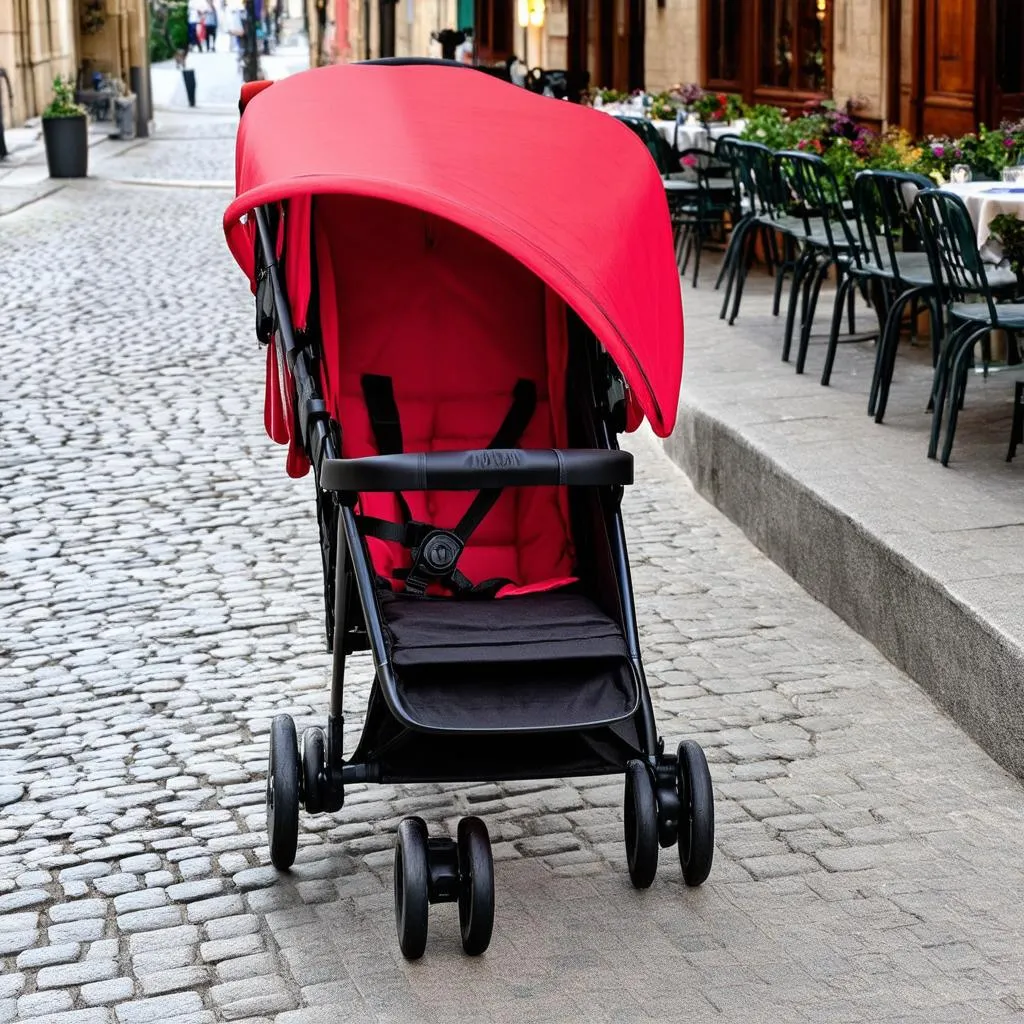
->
[[932, 144, 945, 158], [681, 154, 697, 168]]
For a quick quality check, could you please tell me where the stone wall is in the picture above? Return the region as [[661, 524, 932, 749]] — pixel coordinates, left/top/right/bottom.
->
[[644, 0, 698, 93], [831, 0, 885, 120], [1, 0, 77, 128]]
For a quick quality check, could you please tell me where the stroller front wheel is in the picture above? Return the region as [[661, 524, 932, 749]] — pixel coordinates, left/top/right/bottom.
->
[[624, 760, 659, 889], [394, 817, 430, 960], [301, 727, 326, 814], [676, 740, 714, 886], [457, 816, 494, 956], [267, 715, 300, 870]]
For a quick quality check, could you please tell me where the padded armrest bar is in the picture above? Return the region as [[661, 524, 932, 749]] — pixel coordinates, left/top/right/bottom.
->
[[320, 449, 633, 492]]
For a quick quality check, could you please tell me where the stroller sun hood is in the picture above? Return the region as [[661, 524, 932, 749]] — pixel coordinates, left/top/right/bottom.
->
[[224, 62, 684, 437]]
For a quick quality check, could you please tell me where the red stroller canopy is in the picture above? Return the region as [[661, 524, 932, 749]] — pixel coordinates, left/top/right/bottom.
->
[[224, 63, 684, 435]]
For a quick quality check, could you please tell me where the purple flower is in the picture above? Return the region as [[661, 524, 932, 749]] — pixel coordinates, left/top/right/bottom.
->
[[932, 144, 945, 158], [1006, 136, 1016, 148]]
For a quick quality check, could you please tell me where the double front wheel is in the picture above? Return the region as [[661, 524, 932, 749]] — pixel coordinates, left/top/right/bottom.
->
[[394, 815, 494, 960]]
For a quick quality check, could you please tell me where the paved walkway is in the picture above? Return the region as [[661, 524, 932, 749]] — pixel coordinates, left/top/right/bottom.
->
[[667, 256, 1024, 779], [3, 123, 1024, 1024]]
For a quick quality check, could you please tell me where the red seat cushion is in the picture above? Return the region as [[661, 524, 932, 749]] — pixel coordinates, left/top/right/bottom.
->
[[313, 195, 576, 592]]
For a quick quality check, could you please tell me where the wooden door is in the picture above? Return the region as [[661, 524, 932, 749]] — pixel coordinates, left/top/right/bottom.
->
[[918, 0, 979, 137]]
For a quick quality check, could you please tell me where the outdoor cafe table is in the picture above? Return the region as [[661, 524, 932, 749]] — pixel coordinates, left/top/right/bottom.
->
[[650, 119, 745, 151], [939, 181, 1024, 262]]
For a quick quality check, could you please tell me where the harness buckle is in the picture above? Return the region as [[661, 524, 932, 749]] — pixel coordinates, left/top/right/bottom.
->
[[416, 530, 464, 576]]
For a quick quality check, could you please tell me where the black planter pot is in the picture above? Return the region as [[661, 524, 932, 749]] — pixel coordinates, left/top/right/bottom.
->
[[42, 115, 88, 179], [182, 69, 197, 108]]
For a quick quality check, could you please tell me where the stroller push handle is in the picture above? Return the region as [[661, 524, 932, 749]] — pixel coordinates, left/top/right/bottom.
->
[[320, 448, 633, 493]]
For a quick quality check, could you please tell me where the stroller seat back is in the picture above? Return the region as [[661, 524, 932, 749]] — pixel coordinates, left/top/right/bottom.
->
[[315, 196, 577, 595]]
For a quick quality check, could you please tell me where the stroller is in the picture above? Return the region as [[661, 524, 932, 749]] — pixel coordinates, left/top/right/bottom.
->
[[225, 60, 713, 960]]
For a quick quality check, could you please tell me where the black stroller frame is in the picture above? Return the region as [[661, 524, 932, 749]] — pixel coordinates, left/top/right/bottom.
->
[[252, 201, 714, 960]]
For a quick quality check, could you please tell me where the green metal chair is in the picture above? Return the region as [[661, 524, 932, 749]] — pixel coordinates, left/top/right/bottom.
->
[[915, 189, 1024, 465]]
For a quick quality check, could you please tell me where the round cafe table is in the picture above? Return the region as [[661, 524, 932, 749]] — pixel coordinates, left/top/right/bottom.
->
[[939, 181, 1024, 262], [651, 119, 744, 152]]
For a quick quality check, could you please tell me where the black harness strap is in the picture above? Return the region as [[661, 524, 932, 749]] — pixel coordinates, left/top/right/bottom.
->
[[452, 379, 537, 545], [361, 374, 414, 525], [356, 377, 537, 597]]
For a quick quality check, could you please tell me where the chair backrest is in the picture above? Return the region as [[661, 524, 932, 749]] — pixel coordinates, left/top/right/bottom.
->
[[913, 189, 999, 321], [730, 139, 777, 219], [853, 169, 934, 284], [714, 136, 746, 211], [776, 150, 858, 256], [614, 116, 675, 176]]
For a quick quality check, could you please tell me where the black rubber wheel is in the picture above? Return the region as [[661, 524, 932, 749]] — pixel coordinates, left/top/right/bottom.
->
[[302, 728, 326, 815], [677, 740, 715, 887], [457, 817, 494, 956], [623, 760, 659, 889], [267, 715, 300, 870], [394, 817, 430, 960]]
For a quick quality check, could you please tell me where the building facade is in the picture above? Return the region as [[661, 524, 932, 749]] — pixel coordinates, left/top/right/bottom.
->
[[307, 0, 1022, 139], [1, 0, 149, 130]]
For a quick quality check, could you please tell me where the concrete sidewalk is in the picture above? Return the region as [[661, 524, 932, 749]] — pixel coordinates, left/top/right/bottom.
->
[[666, 255, 1024, 779]]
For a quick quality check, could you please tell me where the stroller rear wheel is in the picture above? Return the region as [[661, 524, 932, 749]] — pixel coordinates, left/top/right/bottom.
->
[[457, 817, 494, 956], [394, 817, 430, 960], [677, 740, 714, 886], [624, 760, 659, 889], [267, 715, 300, 870]]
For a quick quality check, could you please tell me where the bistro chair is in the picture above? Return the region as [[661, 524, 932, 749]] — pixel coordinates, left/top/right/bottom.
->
[[843, 170, 941, 410], [713, 136, 753, 292], [915, 189, 1024, 465], [673, 147, 735, 286], [719, 140, 801, 326], [774, 150, 864, 375]]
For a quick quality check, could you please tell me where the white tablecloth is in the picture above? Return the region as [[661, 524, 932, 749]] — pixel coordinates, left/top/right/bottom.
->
[[651, 119, 743, 151], [939, 181, 1024, 262]]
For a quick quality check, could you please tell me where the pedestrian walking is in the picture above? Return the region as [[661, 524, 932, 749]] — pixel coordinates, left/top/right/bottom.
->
[[455, 29, 473, 65], [204, 1, 219, 52], [186, 2, 200, 51]]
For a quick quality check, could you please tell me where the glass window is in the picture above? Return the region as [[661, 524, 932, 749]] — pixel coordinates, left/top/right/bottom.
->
[[996, 0, 1024, 95], [706, 0, 741, 84], [758, 0, 829, 93]]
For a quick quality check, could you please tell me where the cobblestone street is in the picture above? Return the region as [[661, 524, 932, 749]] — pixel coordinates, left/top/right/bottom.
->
[[5, 120, 1024, 1024]]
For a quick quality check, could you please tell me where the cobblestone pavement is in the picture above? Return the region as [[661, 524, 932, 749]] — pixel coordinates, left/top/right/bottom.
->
[[4, 147, 1024, 1024]]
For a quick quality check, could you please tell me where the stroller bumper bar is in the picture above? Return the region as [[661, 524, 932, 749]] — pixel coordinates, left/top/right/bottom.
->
[[320, 448, 633, 493]]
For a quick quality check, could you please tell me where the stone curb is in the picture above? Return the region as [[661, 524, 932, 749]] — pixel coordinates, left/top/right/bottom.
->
[[663, 398, 1024, 779]]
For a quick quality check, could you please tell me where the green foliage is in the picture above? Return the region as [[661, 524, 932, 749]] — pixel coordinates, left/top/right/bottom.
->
[[43, 77, 86, 119], [149, 0, 189, 63], [990, 213, 1024, 282], [821, 138, 862, 192], [740, 105, 790, 149], [649, 93, 677, 121]]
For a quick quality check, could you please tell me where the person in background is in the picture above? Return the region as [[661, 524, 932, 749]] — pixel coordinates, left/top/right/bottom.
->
[[186, 2, 200, 51], [454, 29, 473, 65], [204, 1, 218, 51], [230, 4, 245, 52]]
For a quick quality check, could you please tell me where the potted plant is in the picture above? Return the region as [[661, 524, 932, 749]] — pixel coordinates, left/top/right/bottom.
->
[[42, 76, 88, 179], [989, 213, 1024, 291]]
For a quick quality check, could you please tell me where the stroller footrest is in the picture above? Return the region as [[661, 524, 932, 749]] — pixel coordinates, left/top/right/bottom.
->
[[380, 590, 638, 733]]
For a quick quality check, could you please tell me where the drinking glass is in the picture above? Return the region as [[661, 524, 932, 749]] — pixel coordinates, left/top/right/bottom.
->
[[950, 164, 973, 184]]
